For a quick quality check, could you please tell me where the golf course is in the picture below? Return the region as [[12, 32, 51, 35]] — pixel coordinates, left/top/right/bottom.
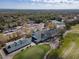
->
[[13, 24, 79, 59], [47, 24, 79, 59]]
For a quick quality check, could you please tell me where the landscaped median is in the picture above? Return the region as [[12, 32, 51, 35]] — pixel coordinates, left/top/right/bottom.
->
[[13, 44, 50, 59]]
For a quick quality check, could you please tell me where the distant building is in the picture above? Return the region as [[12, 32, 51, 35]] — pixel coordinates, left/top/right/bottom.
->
[[28, 23, 44, 32], [51, 20, 66, 30]]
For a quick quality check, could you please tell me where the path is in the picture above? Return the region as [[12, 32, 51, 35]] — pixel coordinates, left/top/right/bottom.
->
[[44, 42, 52, 59], [44, 38, 60, 59], [63, 30, 79, 37]]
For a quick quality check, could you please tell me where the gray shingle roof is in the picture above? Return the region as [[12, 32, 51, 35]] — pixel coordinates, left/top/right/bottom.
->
[[32, 29, 59, 43], [4, 38, 32, 53]]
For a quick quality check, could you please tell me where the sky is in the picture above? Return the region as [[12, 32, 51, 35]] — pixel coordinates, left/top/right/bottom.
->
[[0, 0, 79, 9]]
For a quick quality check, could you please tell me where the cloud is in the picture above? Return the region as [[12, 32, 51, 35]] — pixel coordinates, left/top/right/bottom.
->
[[0, 0, 79, 9], [31, 0, 79, 3]]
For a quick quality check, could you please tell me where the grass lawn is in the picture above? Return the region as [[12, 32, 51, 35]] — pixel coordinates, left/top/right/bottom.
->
[[13, 44, 50, 59], [60, 32, 79, 59], [71, 24, 79, 30], [38, 24, 79, 59], [47, 32, 79, 59], [0, 53, 2, 59]]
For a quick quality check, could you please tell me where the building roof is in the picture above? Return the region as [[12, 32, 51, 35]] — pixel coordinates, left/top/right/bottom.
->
[[5, 37, 31, 46], [32, 29, 59, 42], [52, 20, 65, 25]]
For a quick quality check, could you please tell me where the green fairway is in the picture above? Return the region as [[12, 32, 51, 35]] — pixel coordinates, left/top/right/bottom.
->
[[45, 24, 79, 59], [13, 44, 50, 59], [47, 32, 79, 59]]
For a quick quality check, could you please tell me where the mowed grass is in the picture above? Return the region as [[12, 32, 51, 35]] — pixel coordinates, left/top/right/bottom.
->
[[71, 24, 79, 30], [60, 32, 79, 50], [0, 53, 2, 59], [60, 32, 79, 59], [59, 24, 79, 59], [13, 44, 50, 59], [47, 32, 79, 59]]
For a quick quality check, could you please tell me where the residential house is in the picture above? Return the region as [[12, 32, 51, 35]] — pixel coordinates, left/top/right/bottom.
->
[[28, 23, 44, 32]]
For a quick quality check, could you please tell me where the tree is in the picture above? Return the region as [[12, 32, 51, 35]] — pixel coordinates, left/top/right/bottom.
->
[[45, 21, 56, 29]]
